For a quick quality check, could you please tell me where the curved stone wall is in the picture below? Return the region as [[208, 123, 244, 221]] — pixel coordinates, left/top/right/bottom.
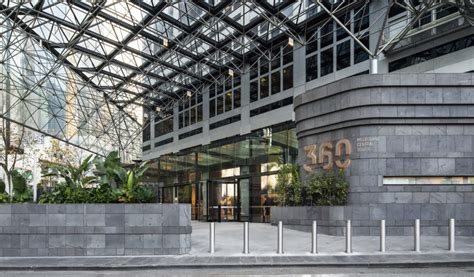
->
[[278, 73, 474, 236]]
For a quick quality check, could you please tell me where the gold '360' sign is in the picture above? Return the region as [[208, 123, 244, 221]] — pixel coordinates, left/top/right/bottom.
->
[[303, 139, 352, 172]]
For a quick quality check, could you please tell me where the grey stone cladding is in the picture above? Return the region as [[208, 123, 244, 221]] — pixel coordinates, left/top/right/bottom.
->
[[277, 74, 474, 236], [0, 204, 191, 256]]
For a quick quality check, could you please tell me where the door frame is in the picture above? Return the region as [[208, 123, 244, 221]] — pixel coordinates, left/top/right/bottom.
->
[[205, 178, 240, 222]]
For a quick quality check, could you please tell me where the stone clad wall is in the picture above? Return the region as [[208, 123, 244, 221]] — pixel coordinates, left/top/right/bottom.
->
[[284, 73, 474, 236], [0, 204, 191, 256]]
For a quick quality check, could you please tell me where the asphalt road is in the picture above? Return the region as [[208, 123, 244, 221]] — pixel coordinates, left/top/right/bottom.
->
[[1, 266, 474, 277]]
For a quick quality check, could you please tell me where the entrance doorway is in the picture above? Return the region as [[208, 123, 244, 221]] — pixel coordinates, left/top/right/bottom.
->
[[204, 179, 240, 222]]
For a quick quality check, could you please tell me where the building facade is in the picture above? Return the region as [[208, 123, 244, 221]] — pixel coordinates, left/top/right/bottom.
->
[[142, 1, 474, 226]]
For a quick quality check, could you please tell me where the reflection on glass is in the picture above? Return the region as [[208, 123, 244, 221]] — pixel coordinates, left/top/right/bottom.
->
[[260, 75, 269, 98]]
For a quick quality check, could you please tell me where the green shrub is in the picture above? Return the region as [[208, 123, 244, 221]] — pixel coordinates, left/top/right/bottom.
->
[[305, 170, 349, 206], [273, 164, 302, 206], [273, 164, 349, 207]]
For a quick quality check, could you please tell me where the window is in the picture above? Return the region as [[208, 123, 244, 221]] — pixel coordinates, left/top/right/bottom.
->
[[250, 80, 258, 102], [283, 65, 293, 90], [217, 95, 224, 114], [179, 93, 203, 129], [155, 117, 173, 137], [210, 99, 216, 117], [320, 22, 333, 48], [320, 48, 333, 76], [337, 40, 351, 70], [209, 76, 242, 117], [354, 36, 370, 64], [306, 55, 318, 82], [260, 75, 269, 98], [233, 88, 241, 108], [271, 71, 281, 95], [389, 34, 474, 71], [306, 29, 318, 54], [225, 91, 232, 112]]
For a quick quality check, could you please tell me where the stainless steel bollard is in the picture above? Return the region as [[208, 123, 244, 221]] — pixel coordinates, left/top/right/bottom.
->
[[311, 221, 318, 254], [243, 222, 250, 254], [380, 219, 386, 253], [345, 220, 352, 253], [414, 219, 420, 252], [449, 218, 455, 252], [209, 222, 215, 254], [277, 221, 284, 254]]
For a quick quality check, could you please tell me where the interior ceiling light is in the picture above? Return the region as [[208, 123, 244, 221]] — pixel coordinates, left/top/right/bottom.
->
[[155, 107, 161, 112], [288, 37, 294, 47], [163, 38, 169, 47], [186, 91, 192, 97], [228, 69, 234, 77]]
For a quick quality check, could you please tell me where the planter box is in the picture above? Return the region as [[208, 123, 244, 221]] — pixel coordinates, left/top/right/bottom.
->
[[0, 204, 191, 256]]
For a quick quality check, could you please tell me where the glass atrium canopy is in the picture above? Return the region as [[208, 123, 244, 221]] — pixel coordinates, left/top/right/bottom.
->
[[0, 0, 470, 160]]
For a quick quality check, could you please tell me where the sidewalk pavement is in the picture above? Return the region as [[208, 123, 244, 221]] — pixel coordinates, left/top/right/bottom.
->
[[0, 221, 472, 270]]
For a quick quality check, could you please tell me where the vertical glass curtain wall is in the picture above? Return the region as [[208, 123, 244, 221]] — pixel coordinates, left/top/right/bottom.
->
[[152, 123, 297, 222]]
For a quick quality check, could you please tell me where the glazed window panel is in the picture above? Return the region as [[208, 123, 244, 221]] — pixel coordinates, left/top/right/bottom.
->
[[225, 91, 232, 112], [233, 88, 241, 108], [320, 48, 333, 76], [306, 55, 318, 82], [271, 71, 281, 95], [250, 80, 259, 102], [260, 75, 269, 99], [210, 99, 216, 117], [337, 40, 351, 70], [354, 35, 370, 64], [320, 21, 333, 48], [282, 65, 293, 90], [217, 95, 224, 115]]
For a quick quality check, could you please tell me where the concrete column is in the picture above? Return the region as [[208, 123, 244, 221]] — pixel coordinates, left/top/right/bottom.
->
[[240, 65, 251, 136], [292, 42, 306, 98]]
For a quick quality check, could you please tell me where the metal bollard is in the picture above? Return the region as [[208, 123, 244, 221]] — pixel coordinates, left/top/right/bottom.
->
[[449, 218, 455, 252], [345, 220, 352, 254], [277, 221, 284, 254], [380, 219, 386, 253], [311, 221, 318, 254], [209, 222, 215, 254], [243, 222, 250, 254], [414, 219, 420, 252]]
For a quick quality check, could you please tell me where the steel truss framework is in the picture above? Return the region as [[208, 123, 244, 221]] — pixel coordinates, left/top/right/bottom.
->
[[0, 0, 471, 160]]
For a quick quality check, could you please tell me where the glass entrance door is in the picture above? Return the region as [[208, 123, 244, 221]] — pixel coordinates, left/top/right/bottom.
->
[[206, 179, 240, 222]]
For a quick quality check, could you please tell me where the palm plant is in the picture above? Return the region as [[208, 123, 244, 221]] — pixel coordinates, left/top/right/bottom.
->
[[93, 151, 122, 188], [43, 155, 96, 188]]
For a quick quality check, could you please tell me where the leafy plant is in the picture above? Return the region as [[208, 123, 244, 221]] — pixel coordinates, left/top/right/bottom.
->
[[11, 169, 32, 203], [273, 164, 302, 206], [305, 170, 349, 206], [0, 179, 5, 194], [93, 151, 122, 188], [43, 155, 96, 188], [117, 161, 154, 203]]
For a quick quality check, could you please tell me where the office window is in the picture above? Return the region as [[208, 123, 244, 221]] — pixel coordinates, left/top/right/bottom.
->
[[250, 80, 258, 102], [320, 22, 333, 48], [283, 65, 293, 90], [337, 40, 351, 70], [260, 59, 269, 75], [233, 88, 241, 108], [225, 91, 232, 112], [217, 95, 224, 115], [320, 48, 333, 76], [155, 117, 173, 137], [306, 29, 318, 54], [260, 75, 269, 99], [209, 84, 216, 98], [354, 36, 369, 64], [283, 46, 293, 65], [197, 105, 203, 122], [178, 92, 203, 129], [271, 71, 281, 95], [306, 55, 318, 82], [210, 99, 216, 117]]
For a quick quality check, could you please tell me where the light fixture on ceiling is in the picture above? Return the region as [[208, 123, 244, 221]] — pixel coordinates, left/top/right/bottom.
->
[[228, 69, 234, 77], [155, 106, 161, 112], [186, 90, 192, 97], [288, 37, 294, 47], [163, 38, 169, 47]]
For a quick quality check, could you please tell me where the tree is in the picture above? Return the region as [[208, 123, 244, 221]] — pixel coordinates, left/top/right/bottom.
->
[[0, 118, 26, 198]]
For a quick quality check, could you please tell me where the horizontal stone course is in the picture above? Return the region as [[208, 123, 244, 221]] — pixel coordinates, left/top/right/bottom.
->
[[0, 204, 191, 257]]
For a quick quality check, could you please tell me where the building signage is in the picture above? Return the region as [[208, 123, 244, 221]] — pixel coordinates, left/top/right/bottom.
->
[[303, 139, 352, 172], [356, 136, 379, 152]]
